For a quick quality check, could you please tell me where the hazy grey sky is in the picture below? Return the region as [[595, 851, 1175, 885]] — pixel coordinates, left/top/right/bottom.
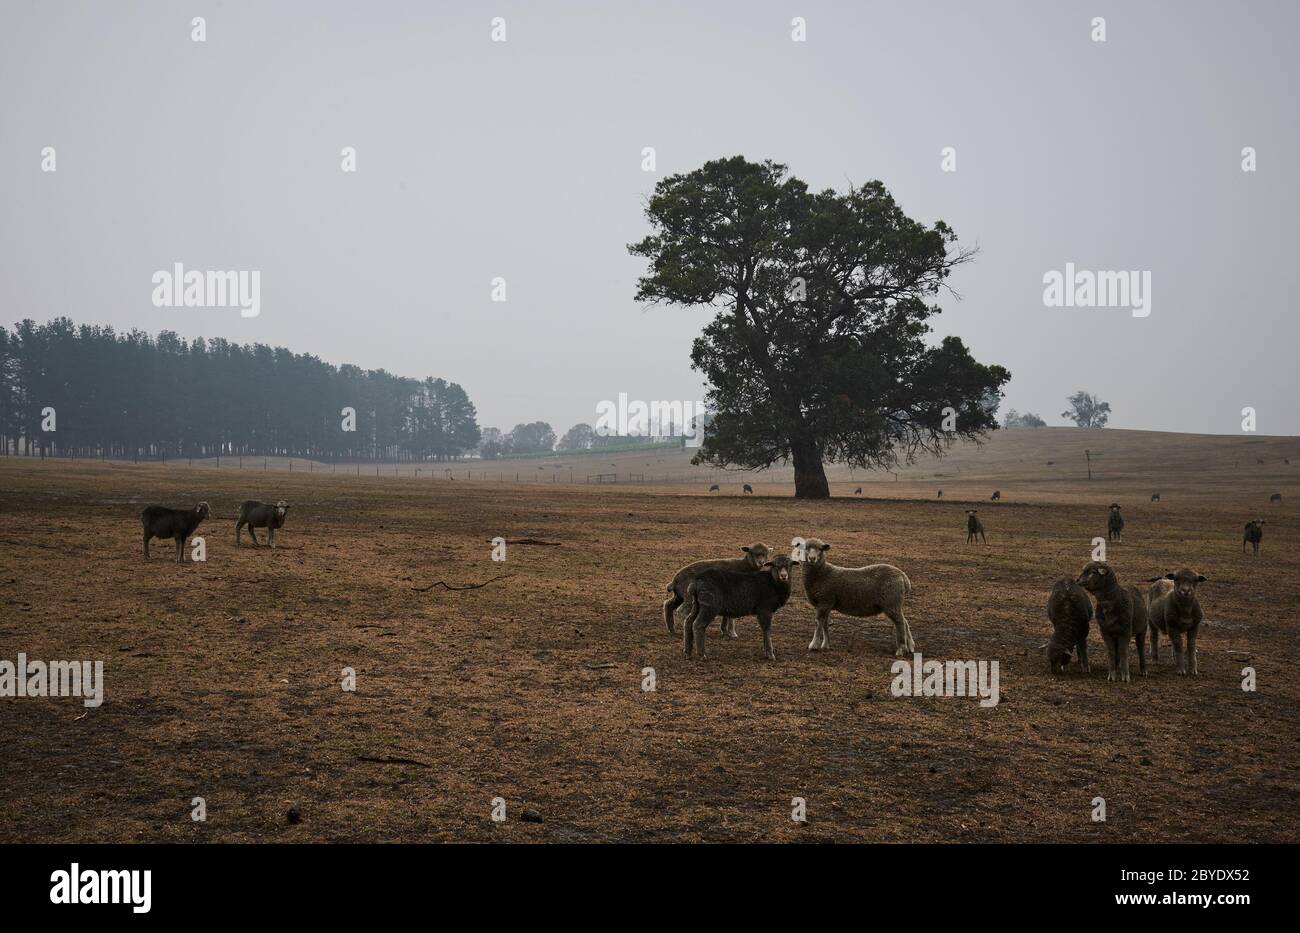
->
[[2, 0, 1297, 436]]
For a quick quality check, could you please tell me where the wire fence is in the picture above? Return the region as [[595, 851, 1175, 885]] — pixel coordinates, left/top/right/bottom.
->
[[3, 450, 790, 487]]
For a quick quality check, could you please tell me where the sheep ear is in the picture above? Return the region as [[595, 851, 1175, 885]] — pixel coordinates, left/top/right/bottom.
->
[[1164, 572, 1176, 580], [1197, 575, 1207, 583], [822, 543, 831, 551], [741, 546, 751, 553], [761, 560, 773, 568]]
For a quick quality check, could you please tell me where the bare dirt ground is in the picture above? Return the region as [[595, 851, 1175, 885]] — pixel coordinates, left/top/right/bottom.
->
[[1, 428, 1298, 842]]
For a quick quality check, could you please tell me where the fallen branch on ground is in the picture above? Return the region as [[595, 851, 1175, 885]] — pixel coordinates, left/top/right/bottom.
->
[[411, 573, 513, 592], [357, 755, 431, 768]]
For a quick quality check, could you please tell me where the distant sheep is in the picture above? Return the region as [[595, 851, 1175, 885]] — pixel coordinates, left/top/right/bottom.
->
[[236, 499, 290, 547], [743, 484, 753, 495], [683, 555, 795, 661], [663, 543, 770, 636], [1076, 561, 1148, 682], [1146, 568, 1207, 676], [1107, 504, 1124, 543], [1151, 493, 1160, 502], [709, 484, 719, 492], [1242, 520, 1264, 555], [1270, 493, 1282, 504], [141, 502, 210, 563], [991, 490, 1001, 501], [936, 489, 943, 498], [965, 510, 986, 544], [800, 538, 914, 657], [854, 487, 863, 496], [1046, 578, 1092, 674]]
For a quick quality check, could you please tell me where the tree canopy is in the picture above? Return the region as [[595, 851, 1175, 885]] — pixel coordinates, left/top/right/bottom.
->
[[0, 318, 480, 461], [629, 156, 1009, 498], [1061, 391, 1111, 428]]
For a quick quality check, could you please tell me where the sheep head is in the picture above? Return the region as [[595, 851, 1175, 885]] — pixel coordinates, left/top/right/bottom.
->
[[802, 538, 830, 566], [1164, 568, 1206, 605], [762, 555, 795, 583], [1076, 560, 1115, 593], [740, 543, 770, 568]]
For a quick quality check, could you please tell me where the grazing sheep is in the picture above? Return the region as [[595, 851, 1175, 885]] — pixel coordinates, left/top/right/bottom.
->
[[991, 490, 1001, 501], [936, 489, 943, 498], [1146, 568, 1207, 676], [236, 499, 290, 547], [1257, 459, 1265, 465], [709, 484, 719, 492], [1151, 493, 1160, 502], [1243, 520, 1264, 555], [1107, 504, 1124, 543], [141, 502, 210, 563], [683, 555, 795, 661], [1270, 492, 1282, 504], [663, 543, 770, 637], [1046, 578, 1092, 674], [800, 538, 914, 657], [743, 484, 753, 495], [965, 509, 987, 544], [854, 487, 863, 496], [1075, 561, 1148, 682]]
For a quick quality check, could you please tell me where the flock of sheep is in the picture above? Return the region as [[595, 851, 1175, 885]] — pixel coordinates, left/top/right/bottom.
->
[[138, 486, 1273, 685], [662, 496, 1276, 681], [140, 499, 289, 561]]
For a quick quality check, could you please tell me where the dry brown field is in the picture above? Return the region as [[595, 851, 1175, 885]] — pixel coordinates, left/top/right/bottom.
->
[[1, 427, 1297, 842]]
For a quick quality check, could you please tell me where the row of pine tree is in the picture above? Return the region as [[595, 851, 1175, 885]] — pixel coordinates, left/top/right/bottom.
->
[[0, 318, 481, 461]]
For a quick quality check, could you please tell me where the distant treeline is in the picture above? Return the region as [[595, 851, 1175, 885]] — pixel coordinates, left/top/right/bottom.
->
[[0, 318, 481, 461]]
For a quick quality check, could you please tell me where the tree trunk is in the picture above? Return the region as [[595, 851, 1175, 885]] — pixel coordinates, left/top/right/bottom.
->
[[791, 436, 830, 499]]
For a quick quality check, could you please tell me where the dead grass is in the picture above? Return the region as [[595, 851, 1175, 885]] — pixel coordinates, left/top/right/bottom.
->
[[0, 431, 1297, 842]]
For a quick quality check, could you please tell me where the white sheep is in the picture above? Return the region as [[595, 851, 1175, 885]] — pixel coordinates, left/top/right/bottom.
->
[[799, 538, 914, 656]]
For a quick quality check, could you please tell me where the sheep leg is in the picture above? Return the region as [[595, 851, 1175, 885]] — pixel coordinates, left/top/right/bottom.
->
[[1076, 636, 1090, 673], [1116, 635, 1130, 683], [1149, 625, 1159, 664], [663, 591, 683, 635], [269, 526, 276, 548], [143, 532, 151, 560], [248, 526, 260, 547], [236, 521, 243, 545], [682, 599, 700, 656], [757, 611, 776, 661], [690, 610, 715, 660], [1170, 630, 1186, 676], [1102, 633, 1118, 682], [981, 531, 987, 545], [721, 618, 738, 639], [174, 536, 185, 564], [1186, 628, 1198, 676], [808, 608, 830, 651], [887, 608, 913, 657]]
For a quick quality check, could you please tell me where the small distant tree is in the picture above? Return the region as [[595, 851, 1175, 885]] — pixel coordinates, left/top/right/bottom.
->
[[558, 422, 595, 451], [478, 427, 506, 459], [506, 421, 556, 454], [1061, 391, 1111, 428], [1004, 409, 1047, 428]]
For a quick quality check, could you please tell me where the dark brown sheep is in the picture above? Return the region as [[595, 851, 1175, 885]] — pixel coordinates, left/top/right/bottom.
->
[[1046, 578, 1092, 674], [141, 502, 210, 563]]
